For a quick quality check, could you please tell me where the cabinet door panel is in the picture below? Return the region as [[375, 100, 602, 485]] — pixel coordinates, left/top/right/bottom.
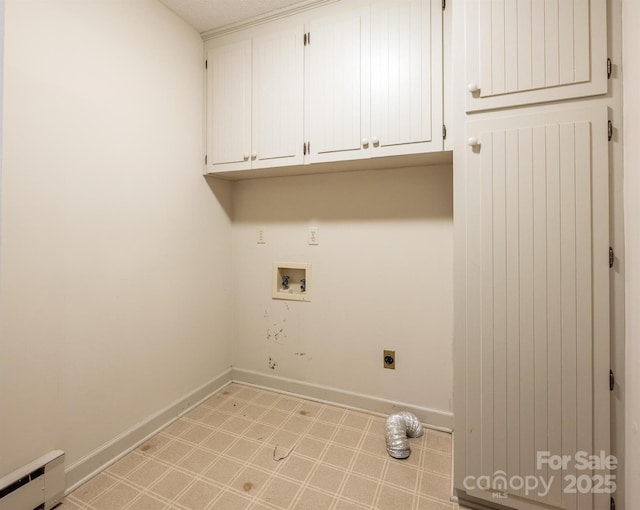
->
[[370, 0, 442, 156], [306, 11, 367, 163], [206, 40, 252, 172], [253, 28, 304, 168], [465, 0, 607, 111], [462, 106, 609, 510]]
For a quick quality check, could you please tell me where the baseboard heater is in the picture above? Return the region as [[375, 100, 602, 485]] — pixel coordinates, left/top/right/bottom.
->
[[0, 451, 65, 510]]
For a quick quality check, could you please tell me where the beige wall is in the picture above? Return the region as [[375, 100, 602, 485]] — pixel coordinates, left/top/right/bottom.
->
[[0, 0, 233, 479], [231, 166, 454, 420], [0, 0, 455, 486]]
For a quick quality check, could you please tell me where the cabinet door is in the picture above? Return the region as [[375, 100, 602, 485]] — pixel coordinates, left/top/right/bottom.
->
[[305, 9, 368, 163], [252, 27, 304, 169], [459, 106, 610, 510], [370, 0, 442, 156], [206, 40, 252, 173], [465, 0, 607, 112]]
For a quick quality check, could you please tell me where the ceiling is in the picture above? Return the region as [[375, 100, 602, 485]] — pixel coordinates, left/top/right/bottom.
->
[[158, 0, 311, 34]]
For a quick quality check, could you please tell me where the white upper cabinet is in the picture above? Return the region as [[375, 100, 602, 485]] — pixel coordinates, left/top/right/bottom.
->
[[306, 0, 443, 164], [206, 25, 304, 174], [252, 28, 304, 169], [207, 40, 252, 172], [465, 0, 607, 112], [305, 8, 367, 163], [205, 0, 444, 177], [369, 0, 442, 157]]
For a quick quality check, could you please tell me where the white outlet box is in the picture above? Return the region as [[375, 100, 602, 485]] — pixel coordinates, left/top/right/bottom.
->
[[308, 226, 319, 245], [273, 263, 311, 302]]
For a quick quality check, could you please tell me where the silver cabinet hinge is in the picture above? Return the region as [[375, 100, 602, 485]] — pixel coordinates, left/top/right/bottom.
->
[[442, 125, 447, 140], [304, 32, 310, 46], [607, 58, 612, 79], [205, 155, 208, 165], [608, 120, 613, 142], [610, 370, 615, 391]]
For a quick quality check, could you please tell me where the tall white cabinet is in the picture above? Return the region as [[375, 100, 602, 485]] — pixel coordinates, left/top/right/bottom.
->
[[454, 1, 612, 510]]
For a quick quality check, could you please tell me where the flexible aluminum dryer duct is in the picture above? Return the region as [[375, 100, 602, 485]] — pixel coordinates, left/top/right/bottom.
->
[[385, 411, 424, 459]]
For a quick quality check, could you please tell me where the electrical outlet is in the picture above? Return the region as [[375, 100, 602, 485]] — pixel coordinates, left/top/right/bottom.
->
[[383, 350, 395, 369], [308, 226, 319, 245], [257, 227, 266, 244]]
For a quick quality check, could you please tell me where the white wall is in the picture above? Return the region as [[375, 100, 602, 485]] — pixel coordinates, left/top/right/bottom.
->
[[0, 0, 232, 482], [623, 0, 640, 507], [0, 0, 3, 261], [231, 166, 454, 424]]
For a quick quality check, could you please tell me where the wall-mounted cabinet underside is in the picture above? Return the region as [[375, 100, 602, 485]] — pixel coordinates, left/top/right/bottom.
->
[[205, 150, 452, 181]]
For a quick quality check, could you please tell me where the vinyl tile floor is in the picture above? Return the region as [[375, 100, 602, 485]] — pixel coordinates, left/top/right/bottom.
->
[[61, 383, 465, 510]]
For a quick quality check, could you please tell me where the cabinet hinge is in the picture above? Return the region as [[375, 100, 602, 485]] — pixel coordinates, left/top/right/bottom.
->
[[607, 58, 612, 79], [610, 370, 615, 391], [442, 0, 446, 10], [304, 32, 310, 46], [608, 120, 613, 141], [205, 60, 208, 70], [303, 142, 311, 155], [442, 125, 447, 140], [205, 154, 208, 165], [611, 496, 616, 510], [609, 246, 614, 268]]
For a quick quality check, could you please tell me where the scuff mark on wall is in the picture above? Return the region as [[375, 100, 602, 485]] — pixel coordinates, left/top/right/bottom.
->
[[268, 357, 278, 370], [266, 322, 287, 344]]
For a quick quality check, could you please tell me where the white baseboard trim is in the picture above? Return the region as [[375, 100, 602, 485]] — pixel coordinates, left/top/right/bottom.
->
[[65, 368, 233, 493], [231, 367, 454, 431], [65, 367, 453, 493]]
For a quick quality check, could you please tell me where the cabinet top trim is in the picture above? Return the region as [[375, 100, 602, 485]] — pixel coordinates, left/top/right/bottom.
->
[[201, 0, 339, 41]]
